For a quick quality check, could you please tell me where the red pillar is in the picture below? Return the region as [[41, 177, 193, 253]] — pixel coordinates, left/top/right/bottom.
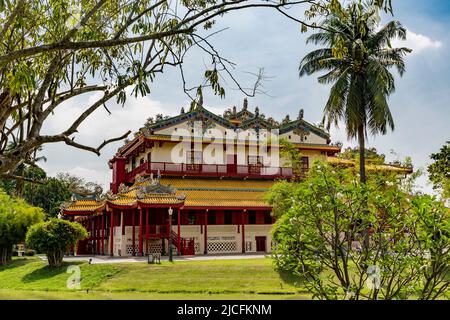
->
[[121, 211, 125, 236], [109, 210, 114, 256], [132, 209, 136, 256], [177, 209, 181, 254], [145, 208, 149, 255], [139, 207, 143, 256], [101, 213, 105, 255], [89, 217, 93, 254], [204, 209, 208, 254], [242, 209, 246, 253], [96, 215, 100, 254]]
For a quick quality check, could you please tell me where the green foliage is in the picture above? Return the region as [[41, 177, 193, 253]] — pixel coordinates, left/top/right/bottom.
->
[[26, 219, 88, 267], [269, 161, 449, 300], [339, 147, 386, 164], [0, 190, 44, 265], [1, 168, 101, 218], [22, 177, 72, 218], [279, 138, 305, 177], [427, 141, 450, 199]]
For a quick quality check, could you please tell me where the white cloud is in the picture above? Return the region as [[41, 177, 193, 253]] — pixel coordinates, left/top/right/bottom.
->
[[67, 166, 111, 190], [42, 89, 180, 144], [393, 29, 443, 55]]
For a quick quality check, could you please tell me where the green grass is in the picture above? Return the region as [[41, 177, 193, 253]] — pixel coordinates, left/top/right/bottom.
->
[[0, 257, 310, 300], [0, 289, 309, 300], [0, 257, 120, 291]]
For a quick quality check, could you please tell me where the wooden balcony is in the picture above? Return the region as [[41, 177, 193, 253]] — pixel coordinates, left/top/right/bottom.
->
[[126, 161, 293, 182]]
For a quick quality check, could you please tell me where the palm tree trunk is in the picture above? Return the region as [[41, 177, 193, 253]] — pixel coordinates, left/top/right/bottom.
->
[[357, 125, 366, 184], [357, 124, 370, 250]]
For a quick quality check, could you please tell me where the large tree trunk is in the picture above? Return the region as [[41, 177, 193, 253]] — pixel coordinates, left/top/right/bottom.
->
[[357, 125, 366, 184]]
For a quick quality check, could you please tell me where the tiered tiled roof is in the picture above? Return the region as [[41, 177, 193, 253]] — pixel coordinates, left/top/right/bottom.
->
[[63, 175, 273, 214], [140, 100, 330, 138], [64, 199, 105, 213], [328, 157, 414, 173], [161, 177, 273, 209]]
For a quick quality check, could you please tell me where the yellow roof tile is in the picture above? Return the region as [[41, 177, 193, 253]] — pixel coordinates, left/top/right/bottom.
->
[[328, 157, 413, 173], [65, 200, 104, 212], [64, 177, 276, 214]]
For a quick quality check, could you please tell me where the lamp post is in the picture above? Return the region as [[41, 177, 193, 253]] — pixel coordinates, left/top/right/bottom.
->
[[168, 207, 173, 262]]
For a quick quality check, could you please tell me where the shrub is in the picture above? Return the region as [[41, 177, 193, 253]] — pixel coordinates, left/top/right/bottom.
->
[[269, 161, 449, 300], [26, 219, 87, 267]]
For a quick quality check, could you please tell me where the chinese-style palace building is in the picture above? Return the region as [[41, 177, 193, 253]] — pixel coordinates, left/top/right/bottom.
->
[[61, 99, 412, 257]]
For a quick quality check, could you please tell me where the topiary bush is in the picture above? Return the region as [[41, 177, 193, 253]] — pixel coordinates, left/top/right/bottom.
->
[[26, 219, 87, 267]]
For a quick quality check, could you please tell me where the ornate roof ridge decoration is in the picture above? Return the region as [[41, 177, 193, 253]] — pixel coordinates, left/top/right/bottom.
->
[[175, 187, 270, 192], [60, 195, 105, 214], [278, 108, 329, 139], [240, 107, 274, 132], [69, 185, 103, 202], [60, 201, 72, 212], [144, 105, 235, 132], [121, 100, 331, 146], [186, 106, 217, 134], [134, 171, 176, 199]]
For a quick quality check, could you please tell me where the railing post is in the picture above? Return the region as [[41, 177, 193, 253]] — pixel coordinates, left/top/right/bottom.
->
[[177, 209, 181, 254]]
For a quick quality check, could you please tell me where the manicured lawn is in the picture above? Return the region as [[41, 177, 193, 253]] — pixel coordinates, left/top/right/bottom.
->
[[0, 257, 310, 300]]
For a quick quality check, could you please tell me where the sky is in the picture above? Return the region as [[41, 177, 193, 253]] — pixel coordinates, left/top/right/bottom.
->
[[40, 0, 450, 195]]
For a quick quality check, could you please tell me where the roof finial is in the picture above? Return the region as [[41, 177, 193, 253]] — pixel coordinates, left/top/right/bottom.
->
[[243, 97, 248, 110], [255, 106, 259, 116], [180, 107, 185, 114], [282, 115, 291, 125], [298, 108, 304, 120]]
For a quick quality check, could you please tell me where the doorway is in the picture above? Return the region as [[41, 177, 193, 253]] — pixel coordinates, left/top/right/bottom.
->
[[255, 236, 266, 252]]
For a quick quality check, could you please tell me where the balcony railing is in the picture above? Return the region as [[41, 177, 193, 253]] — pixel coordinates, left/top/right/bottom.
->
[[126, 161, 293, 182]]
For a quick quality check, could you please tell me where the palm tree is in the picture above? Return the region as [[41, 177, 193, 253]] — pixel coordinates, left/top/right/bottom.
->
[[299, 1, 411, 183]]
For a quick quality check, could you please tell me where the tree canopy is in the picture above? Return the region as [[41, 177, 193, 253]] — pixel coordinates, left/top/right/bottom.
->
[[428, 141, 450, 199], [0, 167, 101, 217], [0, 189, 44, 265], [299, 0, 410, 183], [0, 0, 393, 181], [268, 161, 449, 300]]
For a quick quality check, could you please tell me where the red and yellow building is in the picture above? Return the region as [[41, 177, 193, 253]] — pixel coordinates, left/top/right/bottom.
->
[[63, 100, 344, 256]]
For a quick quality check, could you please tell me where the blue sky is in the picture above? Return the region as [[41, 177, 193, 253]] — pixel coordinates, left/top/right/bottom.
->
[[41, 0, 450, 194]]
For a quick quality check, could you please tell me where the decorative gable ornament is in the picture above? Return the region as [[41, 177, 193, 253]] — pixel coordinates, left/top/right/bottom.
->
[[136, 182, 176, 199], [187, 109, 216, 134], [117, 183, 129, 194], [105, 190, 119, 200], [293, 126, 310, 142]]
